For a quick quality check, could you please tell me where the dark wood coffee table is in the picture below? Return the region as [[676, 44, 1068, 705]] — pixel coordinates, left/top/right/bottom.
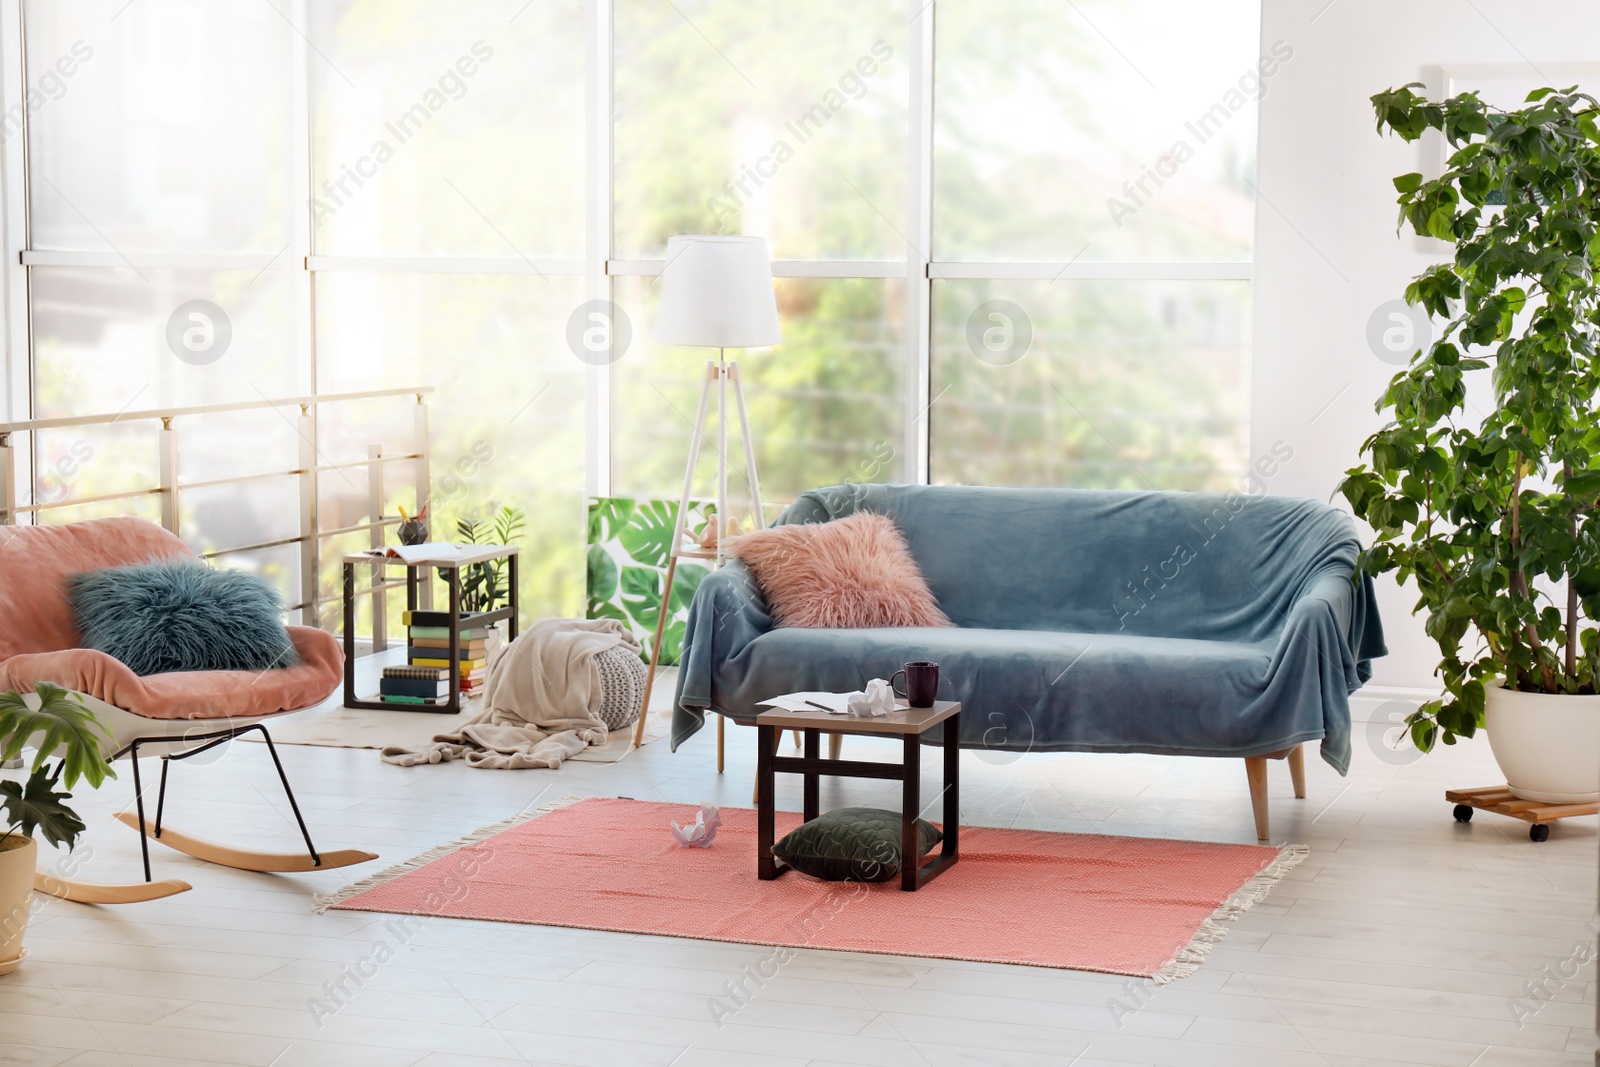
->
[[755, 700, 960, 891]]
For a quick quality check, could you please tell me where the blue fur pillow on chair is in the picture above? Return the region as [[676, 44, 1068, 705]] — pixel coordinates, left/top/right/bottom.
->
[[69, 561, 299, 675]]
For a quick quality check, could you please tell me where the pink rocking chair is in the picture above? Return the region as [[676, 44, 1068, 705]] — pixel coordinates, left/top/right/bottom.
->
[[0, 518, 376, 903]]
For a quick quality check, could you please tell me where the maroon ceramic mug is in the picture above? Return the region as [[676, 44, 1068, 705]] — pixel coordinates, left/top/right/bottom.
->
[[890, 661, 940, 708]]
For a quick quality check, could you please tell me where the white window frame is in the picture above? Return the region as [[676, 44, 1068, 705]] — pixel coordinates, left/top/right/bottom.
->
[[2, 0, 1255, 499]]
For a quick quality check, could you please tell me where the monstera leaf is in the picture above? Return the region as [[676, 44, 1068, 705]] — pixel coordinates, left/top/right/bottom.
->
[[587, 496, 715, 666], [587, 600, 628, 624], [588, 497, 635, 543], [620, 566, 664, 628], [618, 499, 679, 569], [587, 543, 618, 601], [658, 619, 688, 664], [671, 562, 711, 612], [0, 762, 86, 848], [0, 683, 115, 790]]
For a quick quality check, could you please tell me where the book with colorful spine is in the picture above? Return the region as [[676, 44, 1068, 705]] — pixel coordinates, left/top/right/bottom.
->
[[406, 626, 494, 641], [409, 656, 488, 671], [380, 677, 451, 700], [408, 636, 490, 652], [382, 665, 450, 681], [381, 615, 503, 705], [401, 610, 493, 628], [379, 693, 450, 707]]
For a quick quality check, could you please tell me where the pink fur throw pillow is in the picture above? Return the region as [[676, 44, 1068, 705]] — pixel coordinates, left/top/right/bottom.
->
[[722, 511, 951, 629]]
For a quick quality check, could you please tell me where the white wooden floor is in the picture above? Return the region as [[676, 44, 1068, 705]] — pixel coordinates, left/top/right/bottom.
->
[[1, 706, 1595, 1067]]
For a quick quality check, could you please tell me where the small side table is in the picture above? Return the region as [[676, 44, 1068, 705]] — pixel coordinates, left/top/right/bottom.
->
[[756, 701, 960, 891], [341, 546, 520, 714]]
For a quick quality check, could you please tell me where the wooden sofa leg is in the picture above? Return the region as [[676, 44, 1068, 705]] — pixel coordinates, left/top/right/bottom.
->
[[1245, 757, 1270, 841], [828, 733, 842, 760], [1288, 744, 1306, 799], [717, 714, 725, 774]]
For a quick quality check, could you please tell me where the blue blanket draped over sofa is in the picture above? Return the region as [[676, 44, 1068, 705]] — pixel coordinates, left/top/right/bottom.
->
[[672, 484, 1385, 773]]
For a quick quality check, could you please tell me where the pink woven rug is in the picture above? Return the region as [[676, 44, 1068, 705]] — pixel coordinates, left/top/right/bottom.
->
[[320, 797, 1303, 980]]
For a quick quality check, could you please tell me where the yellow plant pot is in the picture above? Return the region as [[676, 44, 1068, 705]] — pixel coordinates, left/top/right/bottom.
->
[[0, 833, 36, 974]]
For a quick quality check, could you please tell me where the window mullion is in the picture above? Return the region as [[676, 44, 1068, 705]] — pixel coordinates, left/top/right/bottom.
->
[[906, 0, 935, 485], [1, 0, 28, 427], [290, 0, 318, 623], [587, 0, 614, 499]]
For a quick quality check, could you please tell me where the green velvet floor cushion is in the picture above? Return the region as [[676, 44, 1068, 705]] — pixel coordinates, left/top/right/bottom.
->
[[772, 806, 942, 883], [69, 561, 300, 676]]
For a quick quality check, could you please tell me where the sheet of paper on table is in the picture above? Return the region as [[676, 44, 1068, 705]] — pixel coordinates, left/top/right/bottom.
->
[[756, 692, 852, 714], [367, 542, 466, 563]]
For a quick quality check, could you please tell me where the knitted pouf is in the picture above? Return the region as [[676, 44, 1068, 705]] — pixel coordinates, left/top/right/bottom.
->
[[593, 644, 647, 730]]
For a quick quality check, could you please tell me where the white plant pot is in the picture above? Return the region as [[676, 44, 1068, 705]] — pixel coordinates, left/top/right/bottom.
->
[[0, 834, 36, 974], [1484, 685, 1600, 803]]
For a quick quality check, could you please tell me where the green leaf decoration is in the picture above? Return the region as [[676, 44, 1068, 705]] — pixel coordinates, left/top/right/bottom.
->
[[586, 496, 714, 666], [659, 619, 688, 664], [589, 497, 635, 543], [620, 566, 665, 628], [618, 499, 679, 569], [621, 598, 665, 631], [620, 566, 661, 601], [493, 507, 525, 546], [1, 762, 87, 848], [0, 683, 115, 790], [450, 505, 523, 613], [587, 543, 618, 601], [671, 562, 711, 611], [587, 600, 629, 624]]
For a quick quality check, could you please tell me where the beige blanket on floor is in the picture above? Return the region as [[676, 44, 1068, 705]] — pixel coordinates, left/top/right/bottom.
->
[[380, 618, 639, 769]]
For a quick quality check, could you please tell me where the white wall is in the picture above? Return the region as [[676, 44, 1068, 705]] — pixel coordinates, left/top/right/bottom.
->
[[1254, 0, 1600, 691]]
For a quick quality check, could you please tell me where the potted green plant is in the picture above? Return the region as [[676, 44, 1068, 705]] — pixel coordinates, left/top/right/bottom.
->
[[0, 683, 114, 973], [1341, 84, 1600, 801], [454, 505, 525, 615]]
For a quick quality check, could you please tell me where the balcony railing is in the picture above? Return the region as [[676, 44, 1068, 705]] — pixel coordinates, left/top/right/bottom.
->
[[0, 388, 432, 648]]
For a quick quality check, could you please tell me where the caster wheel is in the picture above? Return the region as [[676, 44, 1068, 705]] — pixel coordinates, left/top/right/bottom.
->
[[1452, 804, 1473, 823], [1530, 824, 1550, 843]]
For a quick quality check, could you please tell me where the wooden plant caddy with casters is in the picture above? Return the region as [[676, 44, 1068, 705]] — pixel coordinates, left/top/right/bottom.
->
[[1447, 785, 1599, 842]]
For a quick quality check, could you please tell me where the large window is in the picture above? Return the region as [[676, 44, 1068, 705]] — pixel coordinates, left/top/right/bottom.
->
[[931, 0, 1258, 489], [14, 0, 1261, 620]]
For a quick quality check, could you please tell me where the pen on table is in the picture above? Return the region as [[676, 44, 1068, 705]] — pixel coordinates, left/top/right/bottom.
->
[[803, 699, 832, 712]]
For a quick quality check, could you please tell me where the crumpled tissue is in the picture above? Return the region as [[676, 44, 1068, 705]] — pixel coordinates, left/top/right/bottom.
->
[[846, 678, 897, 718], [670, 804, 721, 848]]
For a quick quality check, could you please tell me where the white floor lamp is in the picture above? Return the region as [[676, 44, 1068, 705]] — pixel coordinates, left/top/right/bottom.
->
[[635, 234, 781, 753]]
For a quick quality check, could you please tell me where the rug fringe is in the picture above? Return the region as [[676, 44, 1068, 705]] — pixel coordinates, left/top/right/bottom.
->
[[1150, 842, 1308, 985], [312, 795, 584, 913]]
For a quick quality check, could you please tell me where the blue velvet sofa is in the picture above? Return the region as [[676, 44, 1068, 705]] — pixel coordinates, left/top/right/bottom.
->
[[673, 483, 1385, 838]]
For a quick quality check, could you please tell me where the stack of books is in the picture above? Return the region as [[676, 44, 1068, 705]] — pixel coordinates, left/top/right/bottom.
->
[[404, 610, 495, 697], [379, 665, 451, 707]]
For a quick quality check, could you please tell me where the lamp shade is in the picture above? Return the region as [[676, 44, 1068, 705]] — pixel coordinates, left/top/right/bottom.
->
[[653, 235, 781, 349]]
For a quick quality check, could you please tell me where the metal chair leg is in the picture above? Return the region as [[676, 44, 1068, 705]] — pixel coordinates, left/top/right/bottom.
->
[[154, 757, 171, 837], [129, 739, 153, 883], [117, 722, 364, 880], [249, 725, 322, 866]]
